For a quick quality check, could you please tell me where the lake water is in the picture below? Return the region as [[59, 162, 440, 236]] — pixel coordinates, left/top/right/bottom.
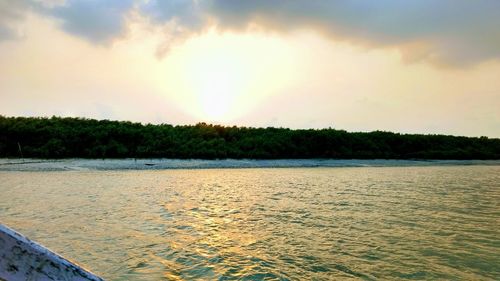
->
[[0, 162, 499, 280]]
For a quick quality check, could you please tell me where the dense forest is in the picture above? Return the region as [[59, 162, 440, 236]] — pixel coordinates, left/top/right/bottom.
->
[[0, 116, 499, 159]]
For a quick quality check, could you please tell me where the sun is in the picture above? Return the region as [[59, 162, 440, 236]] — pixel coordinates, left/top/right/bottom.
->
[[156, 30, 299, 124], [190, 55, 245, 123]]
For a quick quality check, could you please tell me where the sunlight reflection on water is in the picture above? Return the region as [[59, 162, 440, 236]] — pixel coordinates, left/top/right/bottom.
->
[[1, 166, 499, 280]]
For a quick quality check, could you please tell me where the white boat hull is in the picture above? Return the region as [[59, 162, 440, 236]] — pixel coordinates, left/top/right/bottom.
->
[[0, 224, 103, 281]]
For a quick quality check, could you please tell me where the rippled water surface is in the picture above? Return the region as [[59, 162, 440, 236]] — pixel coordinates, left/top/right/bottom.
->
[[1, 165, 499, 280]]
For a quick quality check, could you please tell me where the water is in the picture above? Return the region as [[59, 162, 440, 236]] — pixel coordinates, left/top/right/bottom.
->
[[0, 164, 499, 280]]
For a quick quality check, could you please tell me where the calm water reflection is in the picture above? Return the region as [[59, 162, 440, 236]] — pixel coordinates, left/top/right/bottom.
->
[[1, 166, 499, 280]]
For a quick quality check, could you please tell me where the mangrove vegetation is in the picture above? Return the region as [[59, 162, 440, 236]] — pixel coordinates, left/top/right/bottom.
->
[[0, 116, 499, 159]]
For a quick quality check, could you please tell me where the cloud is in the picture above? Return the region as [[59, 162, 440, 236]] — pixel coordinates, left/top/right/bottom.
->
[[2, 0, 499, 65], [40, 0, 205, 45], [0, 0, 30, 40], [0, 0, 65, 41], [48, 0, 135, 44], [140, 0, 204, 29], [206, 0, 500, 66], [33, 0, 66, 8]]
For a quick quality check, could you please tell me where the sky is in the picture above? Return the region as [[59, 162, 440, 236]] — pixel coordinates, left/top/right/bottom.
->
[[0, 0, 499, 137]]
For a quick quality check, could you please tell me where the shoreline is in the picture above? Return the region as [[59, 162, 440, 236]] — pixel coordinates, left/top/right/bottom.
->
[[1, 158, 499, 172]]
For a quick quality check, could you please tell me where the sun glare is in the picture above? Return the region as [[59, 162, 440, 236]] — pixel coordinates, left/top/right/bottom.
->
[[190, 52, 246, 123], [198, 71, 233, 121], [158, 30, 299, 124]]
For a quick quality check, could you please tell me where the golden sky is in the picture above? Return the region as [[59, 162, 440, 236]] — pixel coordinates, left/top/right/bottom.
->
[[0, 1, 499, 137]]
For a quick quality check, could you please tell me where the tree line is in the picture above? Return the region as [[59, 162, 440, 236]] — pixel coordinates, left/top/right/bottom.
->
[[0, 116, 499, 159]]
